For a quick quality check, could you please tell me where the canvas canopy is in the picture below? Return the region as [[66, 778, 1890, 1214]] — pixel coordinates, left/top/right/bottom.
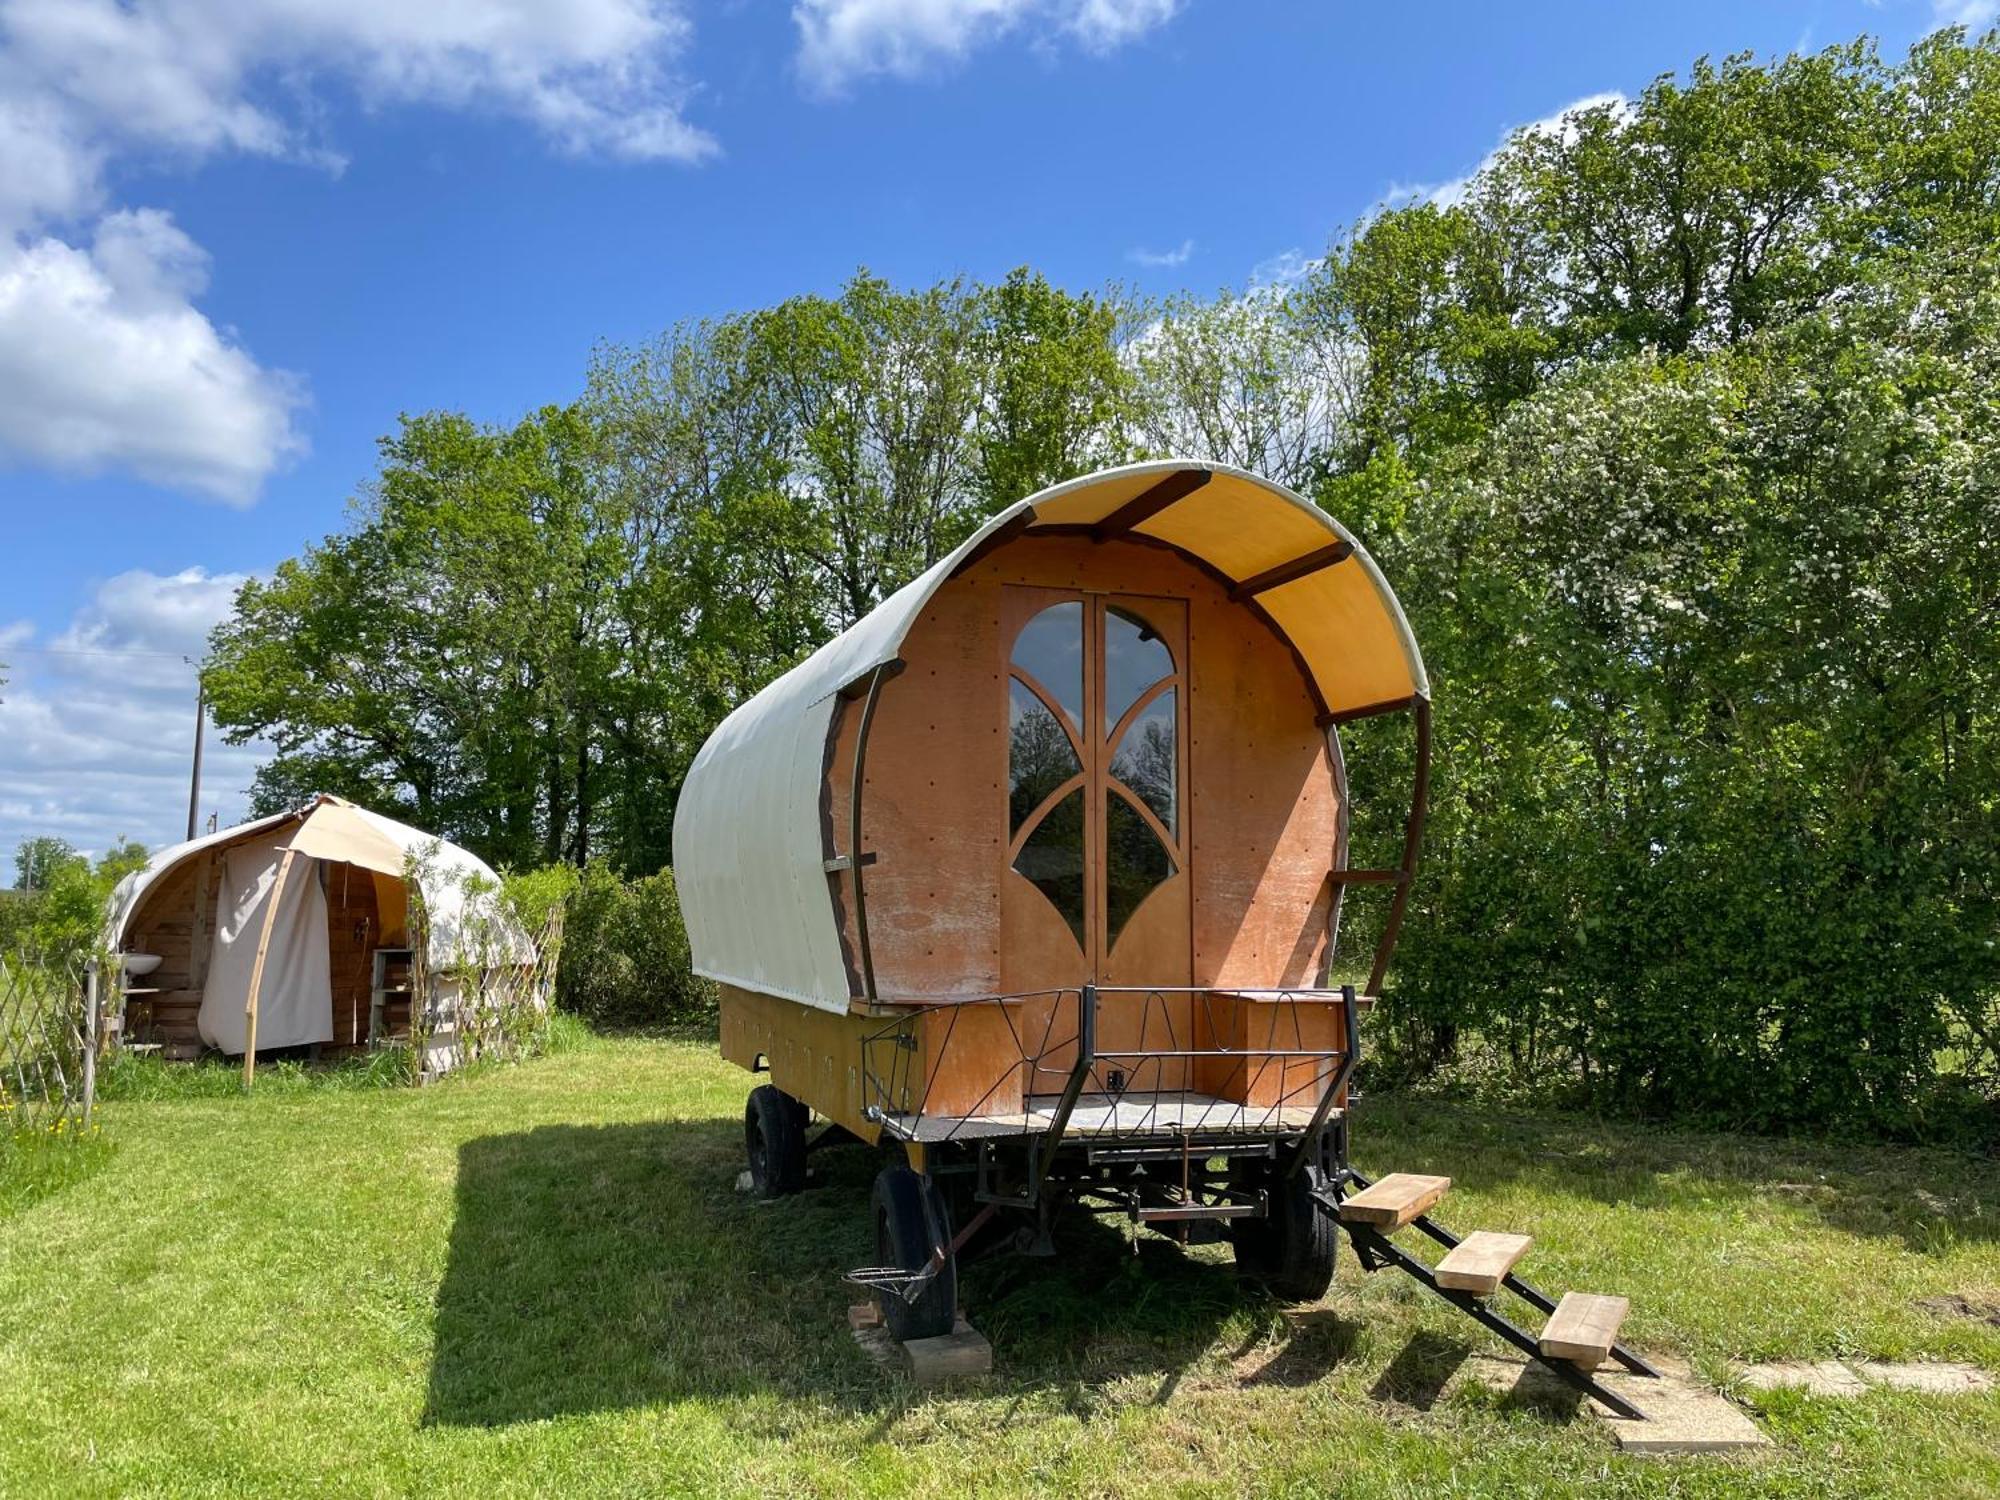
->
[[673, 459, 1429, 1016], [106, 796, 533, 1056]]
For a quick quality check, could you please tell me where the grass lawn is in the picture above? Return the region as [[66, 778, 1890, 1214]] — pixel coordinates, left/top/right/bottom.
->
[[3, 1032, 1998, 1498]]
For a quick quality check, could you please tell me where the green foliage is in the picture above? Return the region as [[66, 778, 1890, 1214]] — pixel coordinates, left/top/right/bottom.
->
[[194, 31, 2000, 1141], [3, 837, 148, 965], [11, 837, 81, 892], [1366, 245, 2000, 1141], [554, 862, 711, 1028], [501, 862, 580, 939]]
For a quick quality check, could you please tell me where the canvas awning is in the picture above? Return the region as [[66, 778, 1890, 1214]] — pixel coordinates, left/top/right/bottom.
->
[[673, 459, 1429, 1015], [282, 798, 408, 875]]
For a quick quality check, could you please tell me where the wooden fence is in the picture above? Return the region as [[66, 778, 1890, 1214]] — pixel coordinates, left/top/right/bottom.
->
[[1, 951, 95, 1134]]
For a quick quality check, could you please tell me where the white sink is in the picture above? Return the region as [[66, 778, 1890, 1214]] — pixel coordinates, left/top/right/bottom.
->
[[121, 953, 163, 977]]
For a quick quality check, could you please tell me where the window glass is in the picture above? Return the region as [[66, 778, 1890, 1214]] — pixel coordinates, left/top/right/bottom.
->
[[1103, 605, 1173, 737], [1011, 602, 1083, 730], [1012, 788, 1086, 947], [1109, 688, 1176, 838], [1009, 679, 1079, 833], [1105, 791, 1174, 948]]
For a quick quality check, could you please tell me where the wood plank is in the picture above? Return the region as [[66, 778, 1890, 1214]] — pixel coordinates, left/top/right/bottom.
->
[[904, 1317, 993, 1385], [1540, 1291, 1629, 1369], [1338, 1172, 1450, 1228], [1228, 539, 1354, 601], [1435, 1230, 1533, 1294], [1090, 467, 1210, 539]]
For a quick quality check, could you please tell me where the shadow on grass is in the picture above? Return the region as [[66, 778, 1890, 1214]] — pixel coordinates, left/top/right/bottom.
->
[[424, 1118, 1262, 1427]]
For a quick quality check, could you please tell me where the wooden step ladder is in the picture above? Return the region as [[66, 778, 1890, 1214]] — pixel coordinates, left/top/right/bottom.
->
[[1337, 1172, 1451, 1229], [1435, 1230, 1533, 1294], [1540, 1291, 1629, 1369], [1326, 1168, 1659, 1420]]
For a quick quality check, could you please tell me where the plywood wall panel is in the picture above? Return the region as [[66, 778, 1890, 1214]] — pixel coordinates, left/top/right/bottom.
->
[[847, 534, 1335, 1005]]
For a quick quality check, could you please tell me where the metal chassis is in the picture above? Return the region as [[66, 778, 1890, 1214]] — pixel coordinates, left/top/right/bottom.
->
[[853, 983, 1661, 1423], [862, 982, 1362, 1218]]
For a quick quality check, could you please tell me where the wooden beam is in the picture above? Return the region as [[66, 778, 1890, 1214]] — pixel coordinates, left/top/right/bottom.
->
[[1338, 1171, 1451, 1229], [946, 507, 1037, 578], [1229, 539, 1354, 601], [1540, 1292, 1630, 1370], [1318, 694, 1417, 728], [1090, 468, 1210, 540], [241, 846, 297, 1090], [1436, 1230, 1533, 1295]]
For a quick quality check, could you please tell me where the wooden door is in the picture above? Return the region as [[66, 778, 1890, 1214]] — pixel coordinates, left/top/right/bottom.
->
[[1001, 588, 1192, 1089]]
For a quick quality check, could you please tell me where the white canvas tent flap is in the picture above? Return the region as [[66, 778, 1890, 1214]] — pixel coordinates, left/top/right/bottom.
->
[[283, 800, 408, 876], [199, 830, 332, 1053]]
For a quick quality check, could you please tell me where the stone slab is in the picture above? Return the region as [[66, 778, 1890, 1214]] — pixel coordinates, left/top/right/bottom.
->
[[1453, 1352, 1770, 1456], [1735, 1359, 1993, 1397], [1854, 1360, 1993, 1395], [1736, 1360, 1870, 1397]]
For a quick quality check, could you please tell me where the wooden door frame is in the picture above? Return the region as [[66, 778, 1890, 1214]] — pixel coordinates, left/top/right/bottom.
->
[[1003, 586, 1192, 986]]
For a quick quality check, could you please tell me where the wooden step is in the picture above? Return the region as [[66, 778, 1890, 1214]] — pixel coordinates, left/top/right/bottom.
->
[[1435, 1230, 1533, 1294], [1338, 1172, 1451, 1228], [1539, 1291, 1629, 1369]]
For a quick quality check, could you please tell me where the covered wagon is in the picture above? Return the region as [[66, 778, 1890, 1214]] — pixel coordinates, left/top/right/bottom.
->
[[675, 458, 1421, 1308], [673, 461, 1659, 1410]]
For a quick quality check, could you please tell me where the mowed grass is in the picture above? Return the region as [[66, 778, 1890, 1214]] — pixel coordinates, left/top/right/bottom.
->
[[2, 1033, 1998, 1498]]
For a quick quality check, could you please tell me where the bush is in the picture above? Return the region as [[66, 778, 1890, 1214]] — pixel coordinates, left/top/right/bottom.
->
[[550, 862, 713, 1028]]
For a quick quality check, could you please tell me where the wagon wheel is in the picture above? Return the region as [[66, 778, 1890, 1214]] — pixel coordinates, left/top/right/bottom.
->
[[744, 1084, 808, 1197], [869, 1165, 957, 1342], [1232, 1162, 1338, 1303]]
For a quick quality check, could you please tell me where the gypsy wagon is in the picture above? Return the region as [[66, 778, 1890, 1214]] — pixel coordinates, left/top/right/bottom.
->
[[675, 461, 1656, 1412]]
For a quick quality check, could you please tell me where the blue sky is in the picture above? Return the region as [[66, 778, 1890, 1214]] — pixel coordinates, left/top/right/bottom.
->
[[0, 0, 1959, 869]]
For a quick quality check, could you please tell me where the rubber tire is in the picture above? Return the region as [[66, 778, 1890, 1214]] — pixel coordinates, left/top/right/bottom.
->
[[1233, 1163, 1338, 1302], [871, 1165, 957, 1342], [745, 1084, 808, 1198]]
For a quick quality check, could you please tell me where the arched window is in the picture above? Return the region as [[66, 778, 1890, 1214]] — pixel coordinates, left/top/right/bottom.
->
[[1007, 597, 1183, 959]]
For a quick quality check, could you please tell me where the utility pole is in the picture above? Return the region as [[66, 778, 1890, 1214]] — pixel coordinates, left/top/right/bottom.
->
[[187, 678, 205, 842]]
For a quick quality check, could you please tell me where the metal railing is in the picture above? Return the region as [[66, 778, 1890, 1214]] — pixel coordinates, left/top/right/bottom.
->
[[860, 984, 1358, 1157]]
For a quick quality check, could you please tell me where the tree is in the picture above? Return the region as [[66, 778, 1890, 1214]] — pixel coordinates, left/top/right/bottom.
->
[[13, 837, 82, 892], [205, 405, 630, 871]]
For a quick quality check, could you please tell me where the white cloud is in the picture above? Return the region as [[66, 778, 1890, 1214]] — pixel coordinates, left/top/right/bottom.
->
[[0, 568, 271, 869], [0, 0, 715, 220], [1935, 2, 1999, 29], [1418, 90, 1628, 210], [0, 0, 713, 504], [1128, 237, 1193, 268], [1247, 247, 1321, 293], [0, 213, 307, 505], [794, 0, 1180, 93]]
